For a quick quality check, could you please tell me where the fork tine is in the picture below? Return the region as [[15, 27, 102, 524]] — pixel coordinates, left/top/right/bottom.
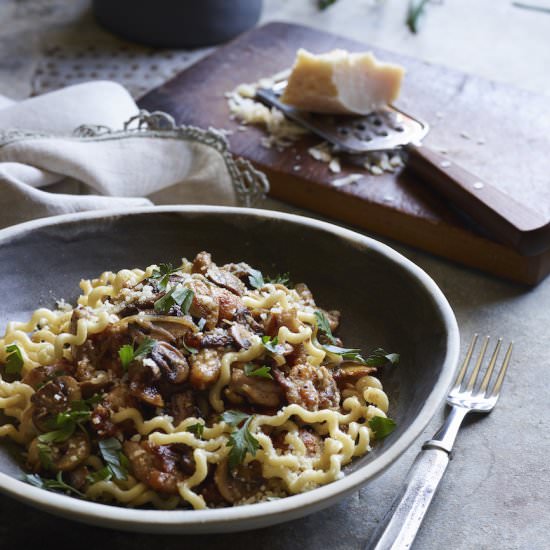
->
[[478, 338, 502, 394], [489, 342, 513, 398], [465, 335, 490, 392], [453, 333, 478, 388]]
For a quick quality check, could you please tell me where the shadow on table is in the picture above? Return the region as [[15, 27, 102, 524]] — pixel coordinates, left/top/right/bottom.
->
[[0, 490, 374, 550]]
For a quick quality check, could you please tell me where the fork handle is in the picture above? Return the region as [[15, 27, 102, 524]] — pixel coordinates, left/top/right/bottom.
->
[[364, 445, 450, 550], [405, 144, 550, 256]]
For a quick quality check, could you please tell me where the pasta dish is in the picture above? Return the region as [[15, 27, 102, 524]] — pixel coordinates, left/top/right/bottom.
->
[[0, 252, 398, 509]]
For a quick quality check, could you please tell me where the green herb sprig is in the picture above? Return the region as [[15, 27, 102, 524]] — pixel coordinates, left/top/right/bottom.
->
[[314, 310, 337, 345], [248, 268, 265, 290], [265, 273, 291, 286], [118, 337, 157, 370], [244, 364, 273, 379], [37, 395, 102, 467], [368, 416, 397, 438], [4, 344, 23, 375], [221, 410, 260, 468], [407, 0, 432, 33], [150, 263, 179, 290], [187, 423, 205, 438], [261, 335, 284, 354], [24, 471, 85, 497], [318, 0, 337, 9], [154, 285, 194, 315], [87, 437, 129, 483]]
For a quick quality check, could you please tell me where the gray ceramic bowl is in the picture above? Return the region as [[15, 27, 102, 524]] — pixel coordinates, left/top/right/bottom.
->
[[0, 206, 459, 533]]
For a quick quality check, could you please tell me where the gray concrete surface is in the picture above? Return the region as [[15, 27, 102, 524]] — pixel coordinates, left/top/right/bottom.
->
[[0, 1, 549, 549]]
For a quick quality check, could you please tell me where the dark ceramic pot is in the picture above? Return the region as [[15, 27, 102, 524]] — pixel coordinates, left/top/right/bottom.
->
[[93, 0, 263, 48]]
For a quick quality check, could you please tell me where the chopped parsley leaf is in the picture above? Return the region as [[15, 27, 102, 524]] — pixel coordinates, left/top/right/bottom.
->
[[97, 437, 128, 481], [314, 311, 337, 344], [364, 348, 400, 367], [150, 263, 179, 290], [154, 285, 194, 315], [248, 268, 265, 290], [226, 416, 260, 469], [323, 344, 366, 363], [5, 343, 23, 375], [368, 416, 397, 439], [187, 423, 205, 438], [24, 471, 85, 497], [118, 337, 157, 370], [261, 335, 283, 354], [244, 364, 273, 379], [265, 272, 291, 286], [220, 410, 250, 427]]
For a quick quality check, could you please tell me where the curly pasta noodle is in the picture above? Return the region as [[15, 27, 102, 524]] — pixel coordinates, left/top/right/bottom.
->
[[0, 256, 395, 510]]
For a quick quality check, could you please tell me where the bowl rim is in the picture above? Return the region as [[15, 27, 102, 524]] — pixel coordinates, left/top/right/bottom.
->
[[0, 205, 460, 529]]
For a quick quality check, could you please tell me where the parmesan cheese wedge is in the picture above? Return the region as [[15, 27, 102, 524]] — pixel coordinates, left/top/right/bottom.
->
[[280, 48, 404, 115]]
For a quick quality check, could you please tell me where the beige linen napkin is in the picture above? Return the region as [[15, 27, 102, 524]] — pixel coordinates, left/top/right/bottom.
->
[[0, 81, 268, 229]]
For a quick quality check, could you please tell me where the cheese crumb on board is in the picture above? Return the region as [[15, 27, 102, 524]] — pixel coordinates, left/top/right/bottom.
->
[[280, 48, 404, 115], [331, 174, 364, 187]]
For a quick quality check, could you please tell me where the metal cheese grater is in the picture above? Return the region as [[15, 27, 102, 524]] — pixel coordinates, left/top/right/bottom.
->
[[256, 80, 429, 154], [256, 81, 550, 256]]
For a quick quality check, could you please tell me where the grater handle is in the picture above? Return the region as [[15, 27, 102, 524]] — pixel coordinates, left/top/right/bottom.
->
[[406, 144, 550, 256]]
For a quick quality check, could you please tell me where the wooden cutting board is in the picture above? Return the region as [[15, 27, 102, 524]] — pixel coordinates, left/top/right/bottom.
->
[[138, 22, 550, 285]]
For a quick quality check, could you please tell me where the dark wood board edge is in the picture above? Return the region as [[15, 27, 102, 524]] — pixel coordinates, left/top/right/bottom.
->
[[262, 165, 549, 286], [138, 21, 550, 286]]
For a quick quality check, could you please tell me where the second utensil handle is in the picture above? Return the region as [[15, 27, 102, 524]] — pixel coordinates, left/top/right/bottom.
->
[[364, 446, 449, 550], [406, 144, 549, 256]]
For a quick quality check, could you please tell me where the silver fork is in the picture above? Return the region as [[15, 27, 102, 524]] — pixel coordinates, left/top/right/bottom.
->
[[365, 334, 513, 550]]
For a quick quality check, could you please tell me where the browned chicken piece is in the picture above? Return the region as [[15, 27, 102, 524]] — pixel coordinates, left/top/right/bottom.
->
[[213, 286, 243, 323], [227, 368, 284, 408], [123, 441, 185, 495], [270, 427, 322, 456], [263, 309, 301, 337], [294, 283, 316, 307], [282, 343, 308, 368], [31, 375, 82, 432], [188, 277, 245, 331], [90, 383, 137, 438], [332, 364, 377, 388], [189, 348, 222, 390], [187, 278, 220, 330], [170, 390, 200, 425], [27, 432, 90, 472], [214, 458, 263, 504], [191, 251, 213, 275], [298, 428, 322, 457], [274, 364, 340, 411]]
